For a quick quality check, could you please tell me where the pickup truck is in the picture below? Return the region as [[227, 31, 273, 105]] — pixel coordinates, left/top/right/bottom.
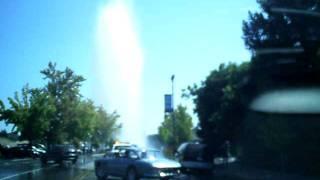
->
[[95, 147, 181, 180]]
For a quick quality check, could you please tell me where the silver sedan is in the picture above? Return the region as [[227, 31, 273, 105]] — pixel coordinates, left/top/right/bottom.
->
[[95, 148, 181, 180]]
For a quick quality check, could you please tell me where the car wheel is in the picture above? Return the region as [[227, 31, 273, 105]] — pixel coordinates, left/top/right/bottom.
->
[[97, 175, 106, 180], [72, 159, 77, 164], [56, 159, 63, 165], [126, 168, 138, 180], [41, 157, 47, 165], [160, 178, 169, 180], [96, 168, 106, 180], [31, 154, 37, 159]]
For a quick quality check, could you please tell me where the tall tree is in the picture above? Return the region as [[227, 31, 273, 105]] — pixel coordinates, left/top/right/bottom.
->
[[0, 62, 122, 148], [186, 62, 250, 159], [243, 0, 320, 94], [158, 105, 193, 156], [242, 1, 320, 174], [40, 62, 85, 144], [243, 0, 320, 51]]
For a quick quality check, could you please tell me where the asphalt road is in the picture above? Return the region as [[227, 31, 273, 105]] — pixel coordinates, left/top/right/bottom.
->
[[0, 155, 217, 180], [0, 154, 97, 180]]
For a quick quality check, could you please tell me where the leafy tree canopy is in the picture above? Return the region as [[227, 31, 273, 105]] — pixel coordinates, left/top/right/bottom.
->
[[0, 62, 121, 147], [158, 105, 193, 156], [186, 62, 250, 158]]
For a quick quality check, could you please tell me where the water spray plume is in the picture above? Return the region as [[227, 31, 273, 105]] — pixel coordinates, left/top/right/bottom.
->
[[95, 0, 145, 146]]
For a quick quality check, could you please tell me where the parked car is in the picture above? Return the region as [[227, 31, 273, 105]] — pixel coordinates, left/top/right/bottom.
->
[[175, 142, 213, 174], [76, 148, 83, 154], [35, 144, 46, 152], [18, 144, 42, 158], [0, 143, 41, 159], [95, 147, 181, 180], [41, 144, 78, 165], [33, 144, 47, 157]]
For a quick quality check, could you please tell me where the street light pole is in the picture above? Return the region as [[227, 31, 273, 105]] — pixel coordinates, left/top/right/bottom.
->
[[171, 75, 175, 111], [171, 75, 176, 147]]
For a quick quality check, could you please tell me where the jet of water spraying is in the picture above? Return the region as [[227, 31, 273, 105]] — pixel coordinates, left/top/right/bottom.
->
[[95, 0, 145, 146]]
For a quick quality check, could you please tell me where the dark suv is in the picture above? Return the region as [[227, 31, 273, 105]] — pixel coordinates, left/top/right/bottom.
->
[[176, 142, 213, 174], [41, 144, 78, 165]]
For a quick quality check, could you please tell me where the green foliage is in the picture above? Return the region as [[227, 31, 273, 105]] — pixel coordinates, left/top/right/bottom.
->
[[243, 0, 320, 94], [0, 100, 5, 117], [240, 0, 320, 175], [186, 62, 250, 158], [91, 107, 121, 147], [1, 85, 55, 144], [158, 105, 193, 156], [64, 100, 96, 145], [41, 62, 86, 144], [243, 0, 320, 51], [0, 62, 121, 147]]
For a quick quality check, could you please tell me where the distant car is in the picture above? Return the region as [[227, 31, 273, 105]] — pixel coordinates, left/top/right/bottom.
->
[[83, 146, 90, 154], [111, 142, 135, 152], [176, 142, 213, 174], [76, 148, 83, 154], [95, 147, 181, 180], [33, 144, 47, 156], [17, 143, 48, 158], [104, 142, 136, 157], [0, 143, 41, 159], [41, 144, 78, 165]]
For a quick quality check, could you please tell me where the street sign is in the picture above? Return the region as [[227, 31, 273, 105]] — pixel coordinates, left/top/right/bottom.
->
[[164, 94, 173, 113]]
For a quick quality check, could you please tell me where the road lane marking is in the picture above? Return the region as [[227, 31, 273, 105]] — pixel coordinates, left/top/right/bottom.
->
[[11, 158, 32, 162], [78, 162, 94, 170], [75, 170, 91, 180], [21, 161, 32, 165], [0, 164, 58, 180], [1, 160, 34, 167], [92, 153, 104, 157]]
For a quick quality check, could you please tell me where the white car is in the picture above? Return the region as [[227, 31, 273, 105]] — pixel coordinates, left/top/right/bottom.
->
[[104, 142, 136, 157]]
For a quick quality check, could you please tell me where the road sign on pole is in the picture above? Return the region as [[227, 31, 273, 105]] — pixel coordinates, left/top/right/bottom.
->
[[164, 94, 173, 113]]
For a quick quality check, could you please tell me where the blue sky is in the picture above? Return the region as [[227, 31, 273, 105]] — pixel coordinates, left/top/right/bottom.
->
[[0, 0, 258, 136]]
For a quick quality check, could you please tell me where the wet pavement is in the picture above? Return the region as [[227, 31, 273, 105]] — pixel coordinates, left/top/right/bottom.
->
[[2, 155, 317, 180], [0, 155, 216, 180], [0, 154, 98, 180]]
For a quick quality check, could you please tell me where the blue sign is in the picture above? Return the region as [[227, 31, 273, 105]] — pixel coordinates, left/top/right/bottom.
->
[[164, 94, 173, 113]]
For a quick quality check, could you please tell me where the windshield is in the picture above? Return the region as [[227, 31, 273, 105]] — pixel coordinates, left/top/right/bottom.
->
[[140, 150, 163, 160], [114, 146, 130, 150]]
